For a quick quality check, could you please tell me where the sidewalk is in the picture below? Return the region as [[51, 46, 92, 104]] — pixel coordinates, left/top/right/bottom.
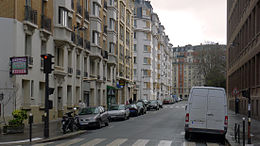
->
[[0, 119, 86, 145], [226, 110, 260, 146]]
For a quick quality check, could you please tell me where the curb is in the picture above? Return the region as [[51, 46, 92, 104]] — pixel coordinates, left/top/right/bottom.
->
[[0, 130, 87, 145], [31, 130, 87, 144]]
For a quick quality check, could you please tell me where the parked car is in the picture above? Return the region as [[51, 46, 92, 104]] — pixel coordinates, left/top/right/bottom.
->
[[163, 98, 174, 104], [107, 104, 129, 121], [137, 99, 149, 107], [157, 100, 163, 108], [147, 100, 159, 111], [77, 106, 109, 129], [136, 102, 146, 114], [127, 104, 140, 117], [185, 86, 228, 141]]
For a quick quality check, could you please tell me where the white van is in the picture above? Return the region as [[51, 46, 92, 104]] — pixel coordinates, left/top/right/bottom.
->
[[184, 86, 228, 140]]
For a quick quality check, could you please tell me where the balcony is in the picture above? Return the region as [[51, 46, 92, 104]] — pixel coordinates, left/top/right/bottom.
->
[[108, 53, 117, 65], [24, 5, 37, 25], [41, 15, 52, 32], [90, 46, 102, 59]]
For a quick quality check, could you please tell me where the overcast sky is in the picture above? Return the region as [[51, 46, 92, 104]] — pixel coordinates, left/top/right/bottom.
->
[[149, 0, 227, 47]]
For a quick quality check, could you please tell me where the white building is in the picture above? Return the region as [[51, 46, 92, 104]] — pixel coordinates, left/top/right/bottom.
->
[[133, 0, 173, 101]]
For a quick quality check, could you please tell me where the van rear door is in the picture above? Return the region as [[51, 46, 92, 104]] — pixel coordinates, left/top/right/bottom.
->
[[189, 88, 208, 129], [206, 89, 225, 130]]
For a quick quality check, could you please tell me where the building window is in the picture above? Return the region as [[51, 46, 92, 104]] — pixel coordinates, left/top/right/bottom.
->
[[134, 32, 136, 39], [134, 57, 136, 64], [67, 85, 72, 106], [126, 31, 130, 47], [26, 0, 31, 6], [109, 0, 114, 6], [109, 18, 115, 30], [41, 41, 47, 55], [109, 42, 115, 53], [55, 47, 64, 67], [134, 69, 137, 76], [25, 35, 32, 56], [31, 80, 34, 97], [92, 2, 100, 17], [120, 25, 124, 41], [58, 7, 68, 27], [92, 31, 100, 45], [120, 2, 125, 20], [134, 44, 137, 52], [134, 20, 137, 27]]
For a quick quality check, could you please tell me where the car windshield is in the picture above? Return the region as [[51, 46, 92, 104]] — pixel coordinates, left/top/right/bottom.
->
[[136, 102, 143, 106], [118, 105, 125, 110], [109, 105, 119, 110], [78, 107, 99, 115], [150, 100, 157, 104]]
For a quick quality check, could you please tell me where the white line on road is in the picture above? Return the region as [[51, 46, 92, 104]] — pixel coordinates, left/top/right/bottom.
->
[[0, 137, 42, 145], [33, 142, 54, 146], [132, 139, 149, 146], [56, 138, 85, 146], [106, 138, 127, 146], [158, 140, 172, 146], [81, 138, 106, 146], [206, 143, 219, 146], [183, 141, 196, 146]]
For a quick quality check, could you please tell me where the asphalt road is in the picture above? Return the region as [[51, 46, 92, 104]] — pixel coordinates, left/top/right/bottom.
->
[[31, 101, 227, 146]]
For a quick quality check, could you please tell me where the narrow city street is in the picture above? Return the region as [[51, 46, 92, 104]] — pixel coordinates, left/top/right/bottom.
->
[[29, 102, 227, 146]]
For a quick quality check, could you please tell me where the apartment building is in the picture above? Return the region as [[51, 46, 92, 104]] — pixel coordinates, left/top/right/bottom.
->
[[133, 0, 173, 101], [172, 45, 203, 99], [115, 0, 135, 104], [0, 0, 55, 122], [227, 0, 260, 120], [0, 0, 134, 123]]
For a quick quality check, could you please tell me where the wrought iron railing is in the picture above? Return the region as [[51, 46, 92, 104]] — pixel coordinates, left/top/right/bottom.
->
[[24, 5, 37, 25]]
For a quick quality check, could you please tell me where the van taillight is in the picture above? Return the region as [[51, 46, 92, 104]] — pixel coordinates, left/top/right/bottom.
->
[[224, 116, 228, 125], [185, 113, 189, 122]]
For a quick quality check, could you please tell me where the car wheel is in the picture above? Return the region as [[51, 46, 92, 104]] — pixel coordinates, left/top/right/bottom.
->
[[97, 120, 102, 129], [185, 132, 191, 140], [105, 120, 109, 126]]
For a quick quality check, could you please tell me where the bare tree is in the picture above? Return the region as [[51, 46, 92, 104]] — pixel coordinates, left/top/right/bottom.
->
[[194, 44, 226, 88]]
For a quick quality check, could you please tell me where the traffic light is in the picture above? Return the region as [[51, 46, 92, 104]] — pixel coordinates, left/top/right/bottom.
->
[[41, 54, 54, 73]]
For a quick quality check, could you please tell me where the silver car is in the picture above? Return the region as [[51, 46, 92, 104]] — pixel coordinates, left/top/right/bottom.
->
[[77, 106, 109, 129], [107, 104, 130, 120]]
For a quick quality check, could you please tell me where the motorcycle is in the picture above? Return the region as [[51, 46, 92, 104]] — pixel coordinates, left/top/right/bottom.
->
[[61, 108, 79, 134]]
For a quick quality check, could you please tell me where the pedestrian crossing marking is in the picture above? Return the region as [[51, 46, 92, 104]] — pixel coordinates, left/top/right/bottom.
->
[[80, 138, 106, 146], [32, 142, 54, 146], [158, 140, 172, 146], [206, 143, 219, 146], [183, 142, 196, 146], [132, 139, 149, 146], [106, 138, 128, 146], [56, 138, 85, 146]]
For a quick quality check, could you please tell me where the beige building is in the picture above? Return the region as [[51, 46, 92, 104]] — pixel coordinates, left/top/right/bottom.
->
[[0, 0, 134, 124], [227, 0, 260, 119]]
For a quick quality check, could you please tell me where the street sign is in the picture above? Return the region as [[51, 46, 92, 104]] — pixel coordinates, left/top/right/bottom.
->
[[232, 88, 239, 96], [10, 56, 28, 75]]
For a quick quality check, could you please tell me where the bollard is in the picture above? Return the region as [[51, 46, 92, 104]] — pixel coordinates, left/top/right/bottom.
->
[[238, 124, 240, 144], [28, 113, 33, 142], [235, 123, 237, 141], [243, 117, 245, 146]]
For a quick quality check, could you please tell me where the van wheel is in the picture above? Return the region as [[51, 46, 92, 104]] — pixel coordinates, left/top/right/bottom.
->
[[185, 132, 191, 140]]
